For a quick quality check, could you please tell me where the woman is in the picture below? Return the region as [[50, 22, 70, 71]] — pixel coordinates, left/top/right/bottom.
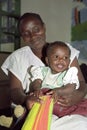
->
[[1, 12, 87, 130]]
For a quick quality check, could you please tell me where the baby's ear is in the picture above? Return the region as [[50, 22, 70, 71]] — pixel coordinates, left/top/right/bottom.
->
[[68, 59, 71, 68], [45, 57, 49, 65]]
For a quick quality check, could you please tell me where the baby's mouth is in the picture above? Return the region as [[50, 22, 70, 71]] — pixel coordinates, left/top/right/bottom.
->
[[56, 64, 65, 71], [57, 64, 64, 68]]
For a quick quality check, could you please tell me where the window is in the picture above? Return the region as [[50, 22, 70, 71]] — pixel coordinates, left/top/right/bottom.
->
[[0, 0, 20, 53]]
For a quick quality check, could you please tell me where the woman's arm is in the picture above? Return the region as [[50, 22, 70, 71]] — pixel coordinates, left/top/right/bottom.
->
[[70, 57, 87, 96], [9, 71, 27, 105], [9, 72, 42, 110]]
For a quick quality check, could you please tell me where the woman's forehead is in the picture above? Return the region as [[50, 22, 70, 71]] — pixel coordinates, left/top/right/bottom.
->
[[21, 16, 43, 26]]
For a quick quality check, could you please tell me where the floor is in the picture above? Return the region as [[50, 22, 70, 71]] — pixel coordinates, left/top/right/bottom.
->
[[0, 107, 26, 130], [0, 107, 11, 130]]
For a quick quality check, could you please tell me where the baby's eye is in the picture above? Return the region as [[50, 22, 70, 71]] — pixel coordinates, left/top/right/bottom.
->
[[55, 55, 59, 58], [63, 56, 68, 60]]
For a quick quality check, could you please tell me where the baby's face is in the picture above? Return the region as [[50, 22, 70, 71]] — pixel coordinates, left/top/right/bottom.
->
[[46, 46, 70, 74]]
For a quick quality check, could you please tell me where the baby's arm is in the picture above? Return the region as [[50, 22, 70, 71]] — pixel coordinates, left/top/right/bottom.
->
[[29, 66, 44, 96], [30, 79, 42, 91], [30, 79, 43, 97]]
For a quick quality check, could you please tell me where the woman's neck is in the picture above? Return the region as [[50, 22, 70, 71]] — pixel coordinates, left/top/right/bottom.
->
[[32, 48, 42, 59], [31, 43, 49, 63]]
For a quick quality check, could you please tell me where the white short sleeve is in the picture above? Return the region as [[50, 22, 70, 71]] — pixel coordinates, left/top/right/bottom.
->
[[1, 51, 28, 82], [63, 67, 79, 89], [1, 46, 45, 91], [29, 66, 44, 81]]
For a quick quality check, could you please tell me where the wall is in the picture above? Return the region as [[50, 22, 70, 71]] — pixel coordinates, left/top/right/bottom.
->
[[21, 0, 72, 43]]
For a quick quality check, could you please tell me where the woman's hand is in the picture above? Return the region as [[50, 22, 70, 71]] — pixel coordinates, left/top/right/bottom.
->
[[57, 89, 83, 107], [46, 83, 76, 104], [58, 82, 87, 107], [46, 82, 87, 107], [47, 89, 82, 107], [25, 93, 43, 110]]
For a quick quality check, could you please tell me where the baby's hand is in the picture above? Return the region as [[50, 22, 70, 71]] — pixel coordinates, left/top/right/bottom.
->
[[33, 89, 43, 97], [46, 88, 58, 103]]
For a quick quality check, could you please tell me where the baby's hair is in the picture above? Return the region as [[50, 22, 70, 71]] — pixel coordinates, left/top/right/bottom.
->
[[46, 41, 71, 56], [17, 12, 44, 31]]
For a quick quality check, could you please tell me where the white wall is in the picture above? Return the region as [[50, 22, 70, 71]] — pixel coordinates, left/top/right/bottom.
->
[[21, 0, 72, 43]]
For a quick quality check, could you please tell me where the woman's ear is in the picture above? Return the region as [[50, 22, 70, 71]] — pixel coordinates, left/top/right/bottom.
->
[[45, 57, 49, 65], [43, 24, 46, 32]]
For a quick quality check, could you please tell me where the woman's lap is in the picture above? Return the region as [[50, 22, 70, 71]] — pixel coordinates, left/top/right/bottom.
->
[[51, 114, 87, 130], [1, 108, 87, 130]]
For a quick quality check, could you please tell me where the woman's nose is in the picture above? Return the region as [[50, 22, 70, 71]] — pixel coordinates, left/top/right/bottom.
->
[[29, 32, 33, 39], [29, 31, 36, 39]]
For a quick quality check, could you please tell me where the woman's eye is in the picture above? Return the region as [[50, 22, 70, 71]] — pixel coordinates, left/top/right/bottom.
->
[[21, 32, 29, 37], [33, 27, 40, 33]]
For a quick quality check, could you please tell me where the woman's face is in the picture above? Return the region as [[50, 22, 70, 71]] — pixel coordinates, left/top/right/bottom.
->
[[19, 17, 46, 50], [46, 46, 70, 74]]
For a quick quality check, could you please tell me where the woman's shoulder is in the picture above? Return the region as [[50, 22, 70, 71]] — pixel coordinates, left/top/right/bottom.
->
[[12, 46, 31, 54], [9, 46, 32, 58], [4, 46, 31, 63]]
